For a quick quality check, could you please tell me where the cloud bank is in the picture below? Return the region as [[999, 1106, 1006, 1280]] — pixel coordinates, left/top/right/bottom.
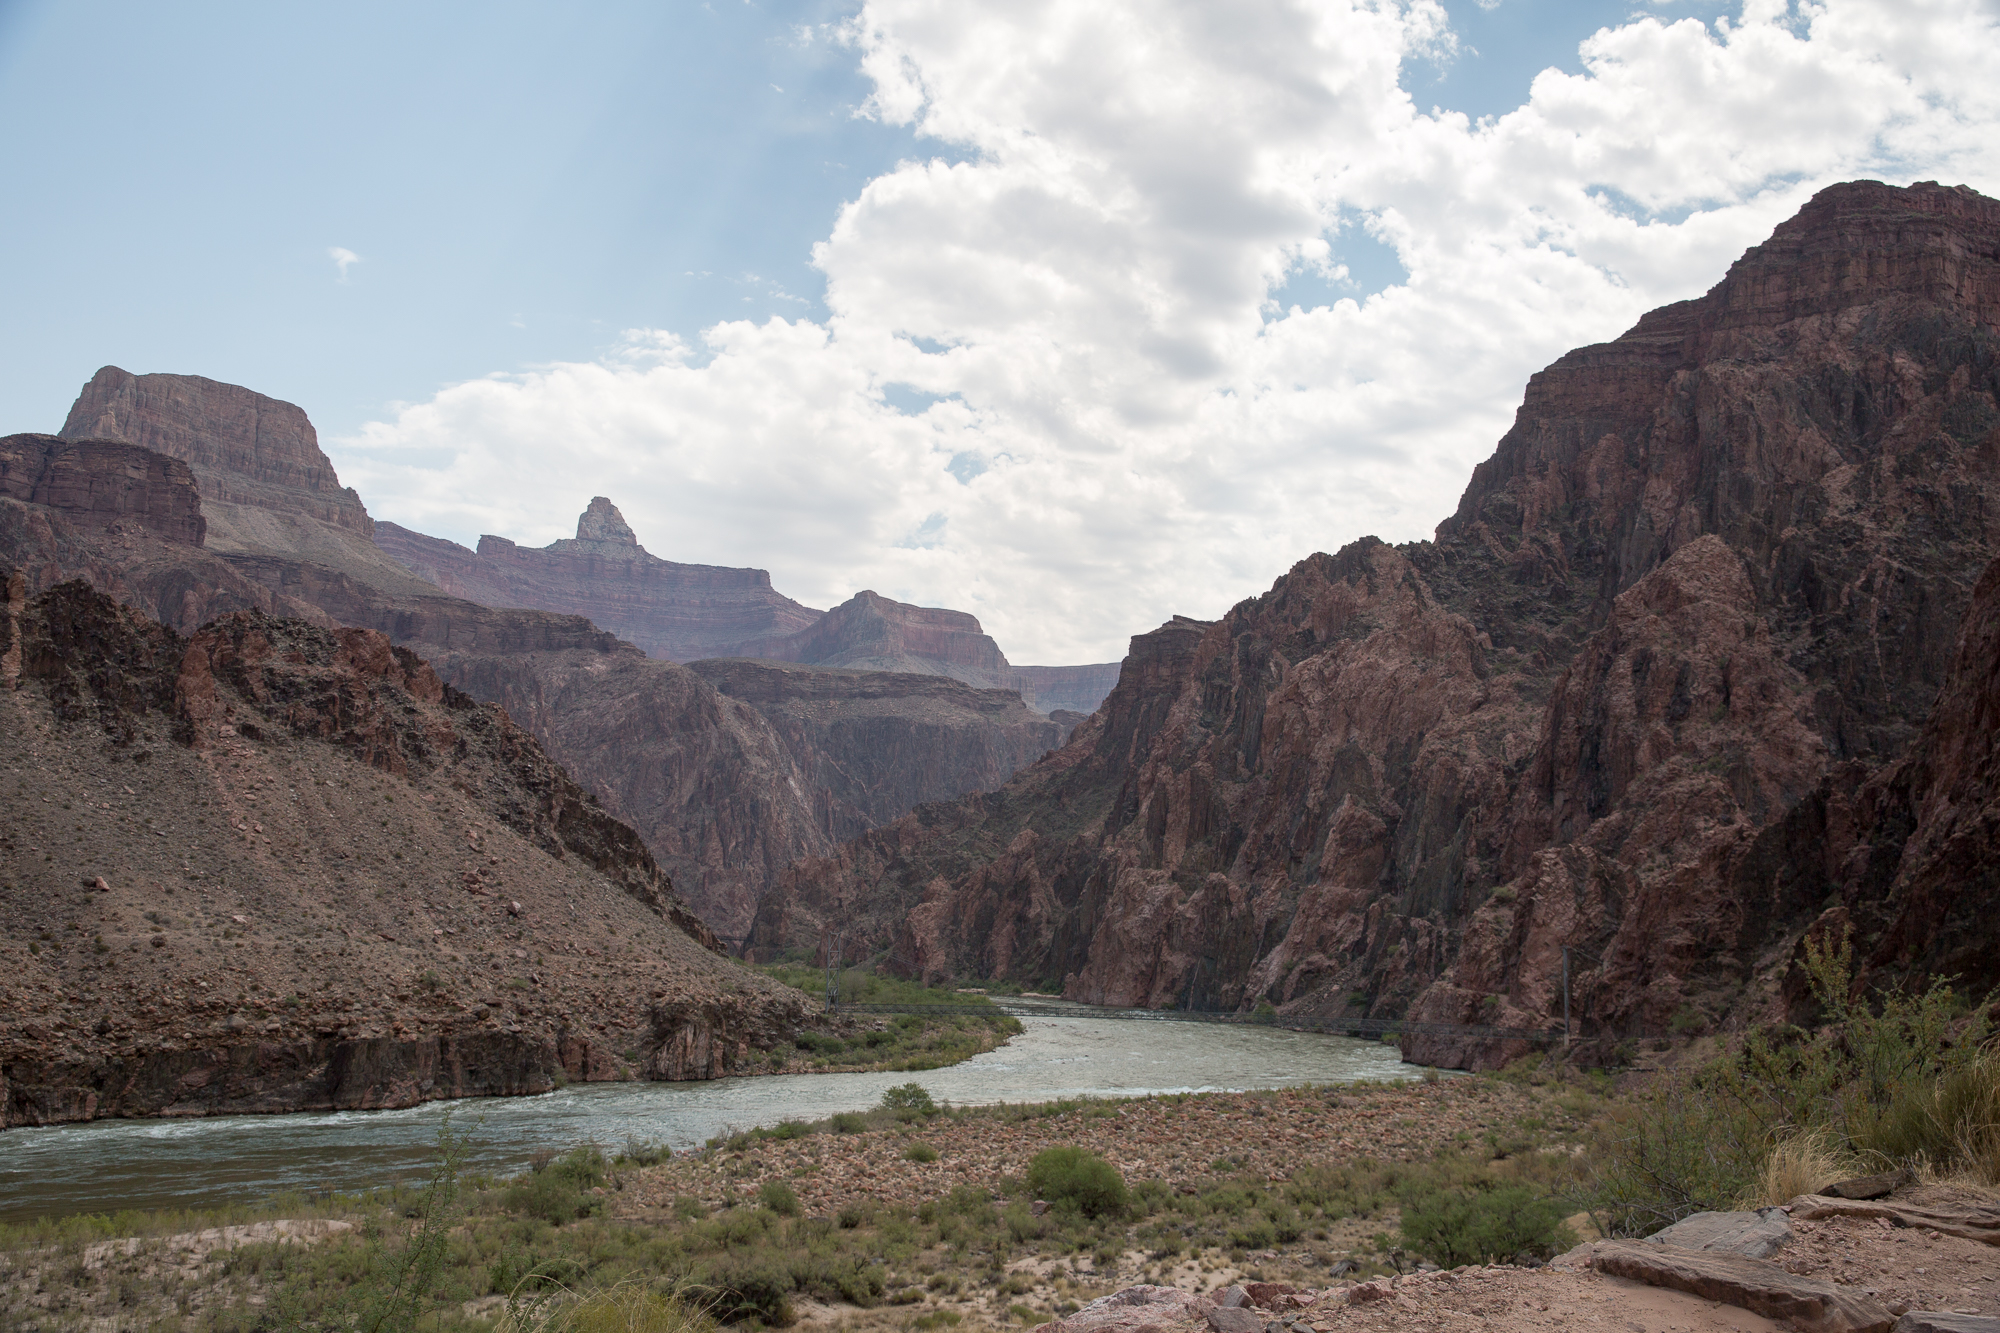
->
[[334, 0, 2000, 664]]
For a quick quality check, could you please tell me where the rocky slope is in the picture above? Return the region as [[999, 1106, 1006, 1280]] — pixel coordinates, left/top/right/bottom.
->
[[6, 410, 836, 937], [689, 658, 1066, 844], [0, 574, 813, 1126], [750, 180, 2000, 1063], [374, 497, 824, 662]]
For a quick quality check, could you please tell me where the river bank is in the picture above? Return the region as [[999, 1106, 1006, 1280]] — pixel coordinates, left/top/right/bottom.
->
[[0, 1072, 1585, 1330]]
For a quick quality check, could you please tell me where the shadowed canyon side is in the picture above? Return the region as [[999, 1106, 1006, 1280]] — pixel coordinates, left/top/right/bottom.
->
[[4, 412, 834, 937], [687, 658, 1066, 844], [0, 575, 813, 1126], [373, 498, 824, 663], [750, 181, 2000, 1066]]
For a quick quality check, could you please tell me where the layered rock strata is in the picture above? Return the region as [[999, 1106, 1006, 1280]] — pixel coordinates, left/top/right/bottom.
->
[[1012, 663, 1123, 716], [0, 575, 812, 1125], [374, 497, 823, 663], [750, 181, 2000, 1065], [11, 383, 834, 936], [733, 589, 1040, 699], [689, 658, 1065, 844]]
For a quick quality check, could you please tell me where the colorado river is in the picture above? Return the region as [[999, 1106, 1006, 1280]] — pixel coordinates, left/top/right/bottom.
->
[[0, 1008, 1423, 1222]]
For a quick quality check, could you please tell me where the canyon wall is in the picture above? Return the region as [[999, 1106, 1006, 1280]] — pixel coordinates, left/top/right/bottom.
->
[[689, 658, 1065, 845], [0, 575, 811, 1125], [749, 181, 2000, 1065], [12, 387, 834, 936], [1012, 663, 1123, 716]]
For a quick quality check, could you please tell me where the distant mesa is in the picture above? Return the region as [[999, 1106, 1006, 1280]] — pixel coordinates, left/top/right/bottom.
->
[[373, 498, 823, 664], [379, 500, 1125, 715]]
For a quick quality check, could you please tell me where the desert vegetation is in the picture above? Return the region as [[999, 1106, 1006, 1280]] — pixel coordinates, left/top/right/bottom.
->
[[7, 942, 1998, 1332]]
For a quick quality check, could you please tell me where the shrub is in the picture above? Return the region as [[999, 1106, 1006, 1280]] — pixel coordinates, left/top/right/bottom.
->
[[882, 1083, 937, 1118], [692, 1255, 792, 1326], [830, 1112, 867, 1134], [1025, 1146, 1128, 1219], [758, 1181, 802, 1216], [505, 1278, 715, 1333], [905, 1142, 940, 1163], [503, 1146, 608, 1226], [1397, 1183, 1571, 1267]]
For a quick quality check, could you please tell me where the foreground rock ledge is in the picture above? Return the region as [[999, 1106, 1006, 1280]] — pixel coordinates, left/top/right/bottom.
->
[[1592, 1238, 1896, 1333]]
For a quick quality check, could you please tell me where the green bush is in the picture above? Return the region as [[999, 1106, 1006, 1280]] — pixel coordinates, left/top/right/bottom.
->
[[882, 1082, 938, 1121], [503, 1146, 609, 1226], [1397, 1183, 1571, 1266], [830, 1112, 867, 1134], [1025, 1146, 1128, 1219], [759, 1181, 802, 1216], [693, 1255, 792, 1325], [905, 1142, 940, 1163]]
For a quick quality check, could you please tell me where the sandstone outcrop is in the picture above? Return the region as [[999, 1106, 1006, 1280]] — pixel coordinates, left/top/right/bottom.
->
[[0, 576, 813, 1126], [750, 181, 2000, 1064], [373, 497, 823, 662], [61, 367, 378, 550], [689, 657, 1064, 844]]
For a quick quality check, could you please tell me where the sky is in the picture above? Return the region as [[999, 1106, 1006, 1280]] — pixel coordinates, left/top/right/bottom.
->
[[3, 0, 1997, 664]]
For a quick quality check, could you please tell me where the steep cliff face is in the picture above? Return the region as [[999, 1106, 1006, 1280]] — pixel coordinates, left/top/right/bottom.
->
[[374, 497, 824, 663], [1, 434, 206, 546], [1012, 663, 1123, 715], [0, 576, 811, 1126], [753, 181, 2000, 1065], [689, 658, 1064, 845], [61, 367, 376, 544]]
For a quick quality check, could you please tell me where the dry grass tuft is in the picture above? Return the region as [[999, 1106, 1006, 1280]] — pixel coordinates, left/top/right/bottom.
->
[[1744, 1131, 1850, 1207], [503, 1279, 716, 1333]]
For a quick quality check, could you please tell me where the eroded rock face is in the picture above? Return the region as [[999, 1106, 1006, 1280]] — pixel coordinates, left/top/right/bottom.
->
[[373, 498, 823, 663], [12, 393, 835, 938], [0, 434, 206, 547], [61, 367, 373, 538], [1013, 662, 1123, 715], [689, 657, 1064, 845], [754, 181, 2000, 1064], [0, 577, 812, 1125]]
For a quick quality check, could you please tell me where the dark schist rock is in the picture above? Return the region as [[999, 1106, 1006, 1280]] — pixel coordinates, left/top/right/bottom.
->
[[749, 181, 2000, 1062]]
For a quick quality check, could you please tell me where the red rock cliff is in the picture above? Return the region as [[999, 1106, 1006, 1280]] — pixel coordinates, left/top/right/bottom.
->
[[734, 588, 1038, 700], [61, 367, 372, 537], [751, 181, 2000, 1066]]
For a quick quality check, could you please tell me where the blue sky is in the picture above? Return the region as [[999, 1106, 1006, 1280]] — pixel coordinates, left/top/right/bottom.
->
[[2, 0, 1708, 440], [1, 0, 1990, 662]]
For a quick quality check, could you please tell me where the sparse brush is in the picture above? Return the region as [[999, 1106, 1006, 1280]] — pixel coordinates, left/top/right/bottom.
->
[[1743, 1130, 1849, 1207], [503, 1276, 715, 1333]]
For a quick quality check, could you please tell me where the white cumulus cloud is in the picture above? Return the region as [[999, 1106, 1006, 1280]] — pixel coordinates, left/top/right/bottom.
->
[[332, 0, 2000, 664], [328, 246, 361, 282]]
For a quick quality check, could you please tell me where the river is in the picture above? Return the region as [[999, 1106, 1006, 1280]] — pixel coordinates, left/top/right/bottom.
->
[[0, 1005, 1424, 1222]]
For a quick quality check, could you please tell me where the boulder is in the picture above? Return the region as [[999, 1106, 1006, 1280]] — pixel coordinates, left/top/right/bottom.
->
[[1647, 1208, 1794, 1259]]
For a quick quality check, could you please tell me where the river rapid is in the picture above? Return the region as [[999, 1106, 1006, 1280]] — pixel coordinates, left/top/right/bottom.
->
[[1, 1006, 1424, 1223]]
